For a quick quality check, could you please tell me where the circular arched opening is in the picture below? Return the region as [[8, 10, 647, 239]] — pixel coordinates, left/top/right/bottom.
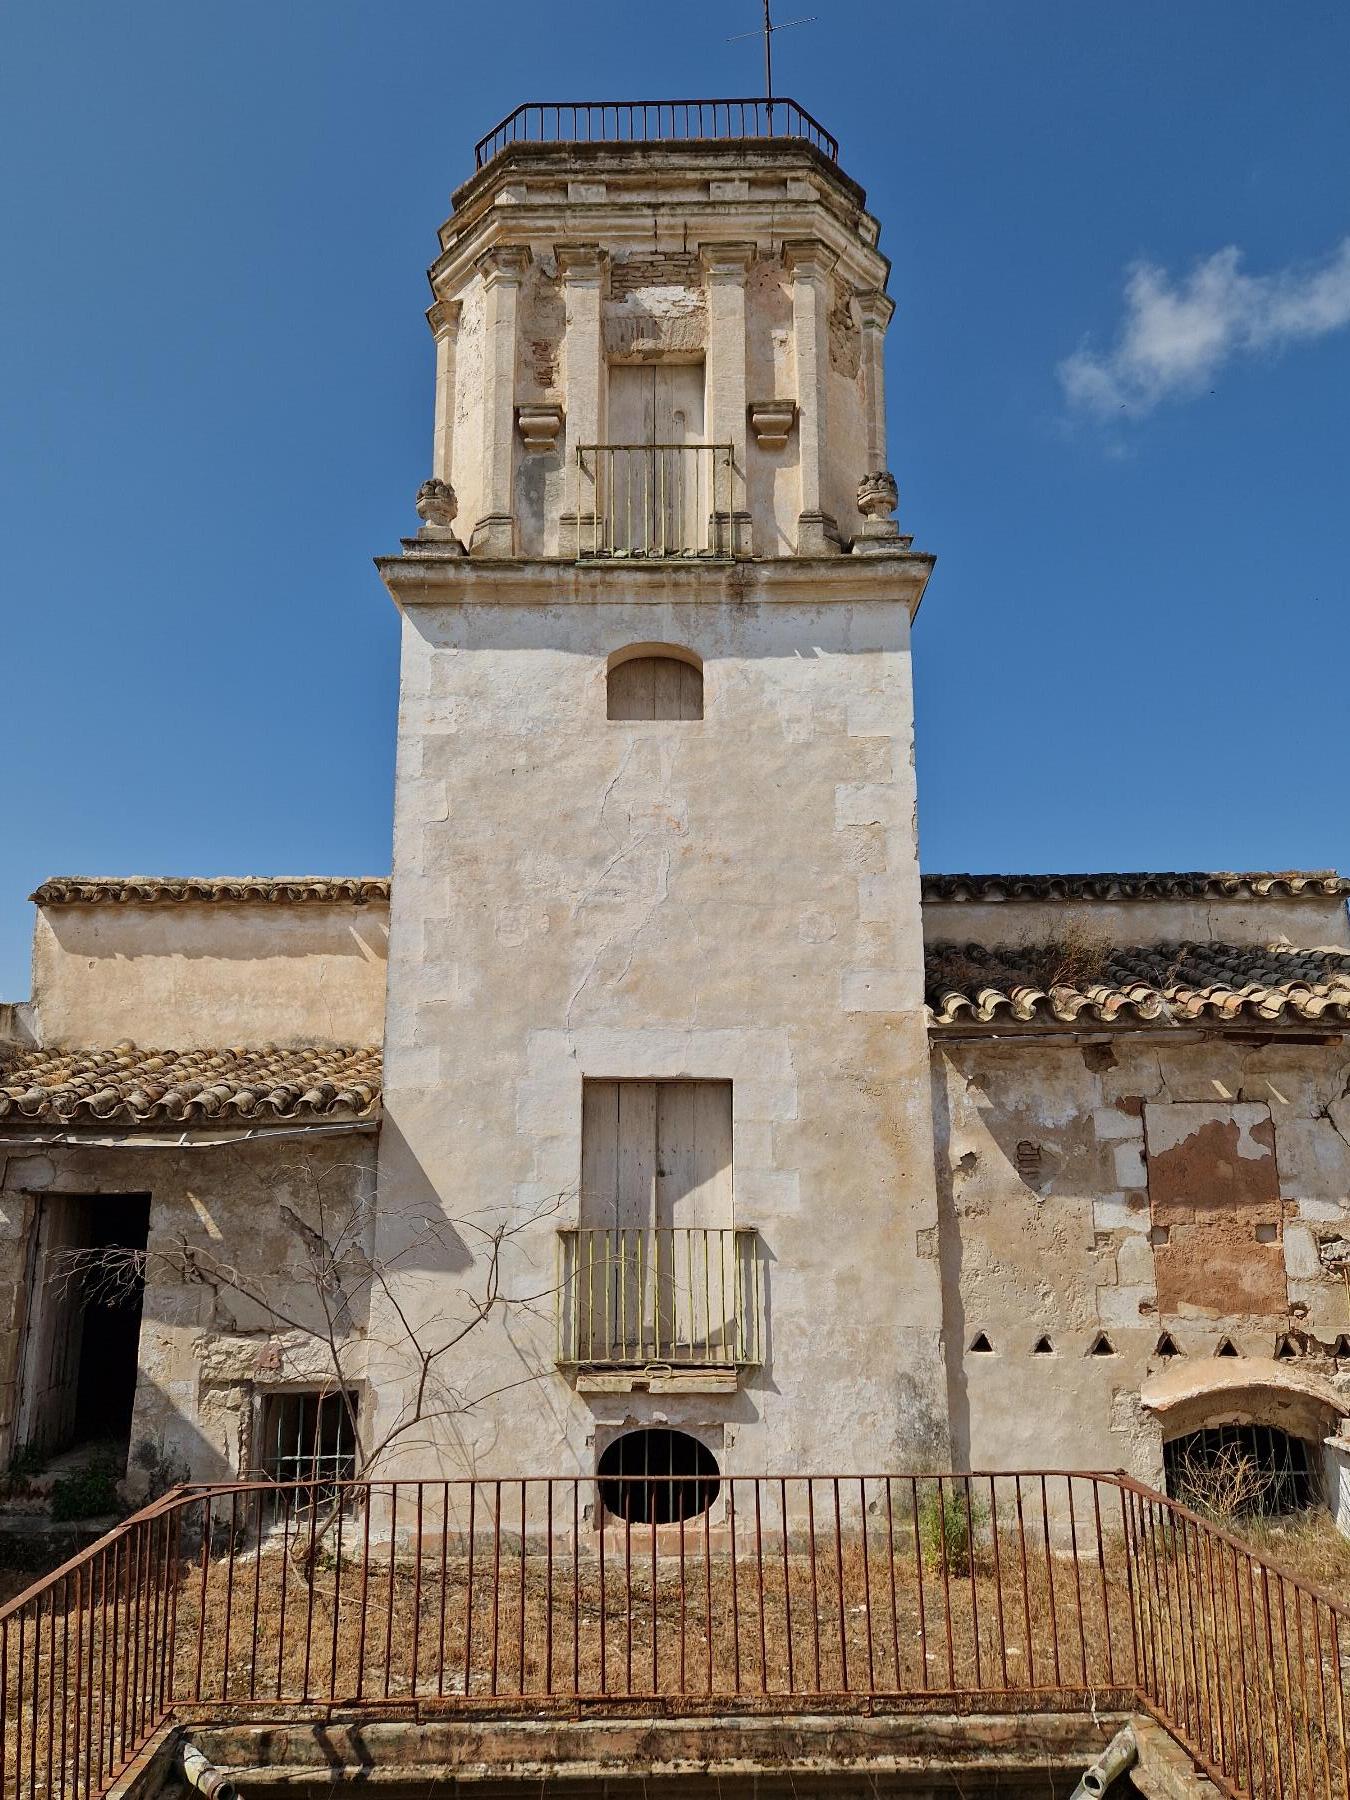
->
[[1164, 1423, 1319, 1518], [597, 1428, 720, 1525]]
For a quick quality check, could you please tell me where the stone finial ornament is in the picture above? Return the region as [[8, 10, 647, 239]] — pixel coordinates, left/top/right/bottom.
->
[[857, 470, 899, 521], [416, 478, 459, 528]]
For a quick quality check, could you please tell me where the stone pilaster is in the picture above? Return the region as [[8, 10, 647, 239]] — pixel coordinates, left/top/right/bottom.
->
[[854, 289, 894, 473], [427, 299, 462, 485], [701, 242, 755, 555], [555, 244, 606, 558], [783, 239, 840, 555], [472, 245, 530, 558]]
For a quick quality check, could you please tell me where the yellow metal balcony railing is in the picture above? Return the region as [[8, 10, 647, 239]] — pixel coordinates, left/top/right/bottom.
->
[[557, 1227, 763, 1368], [577, 443, 744, 559]]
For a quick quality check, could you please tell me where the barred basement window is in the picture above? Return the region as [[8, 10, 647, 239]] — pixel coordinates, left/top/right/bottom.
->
[[259, 1390, 358, 1507], [598, 1428, 720, 1525], [1164, 1424, 1318, 1517]]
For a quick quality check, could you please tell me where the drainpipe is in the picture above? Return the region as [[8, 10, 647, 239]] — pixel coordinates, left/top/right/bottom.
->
[[1069, 1724, 1139, 1800], [180, 1743, 241, 1800]]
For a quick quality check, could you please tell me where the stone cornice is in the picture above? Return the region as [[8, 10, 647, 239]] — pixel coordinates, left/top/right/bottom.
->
[[430, 192, 888, 302], [375, 551, 934, 620]]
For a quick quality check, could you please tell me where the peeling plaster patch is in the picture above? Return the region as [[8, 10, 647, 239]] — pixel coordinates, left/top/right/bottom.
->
[[1144, 1101, 1273, 1162]]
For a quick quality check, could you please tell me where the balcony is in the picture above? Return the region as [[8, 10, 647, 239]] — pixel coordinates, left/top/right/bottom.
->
[[475, 98, 838, 169], [556, 1226, 763, 1375], [576, 443, 746, 560]]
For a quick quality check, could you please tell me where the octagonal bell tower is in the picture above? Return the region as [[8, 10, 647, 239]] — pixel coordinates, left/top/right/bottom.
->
[[373, 99, 947, 1482]]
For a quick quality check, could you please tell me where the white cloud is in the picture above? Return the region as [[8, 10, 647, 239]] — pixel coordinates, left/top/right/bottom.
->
[[1059, 237, 1350, 418]]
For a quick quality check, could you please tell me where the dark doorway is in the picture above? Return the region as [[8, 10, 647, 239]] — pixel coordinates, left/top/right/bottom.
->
[[73, 1198, 151, 1447], [16, 1195, 150, 1462]]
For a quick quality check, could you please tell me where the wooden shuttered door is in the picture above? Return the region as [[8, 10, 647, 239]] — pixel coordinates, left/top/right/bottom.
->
[[577, 1080, 735, 1362], [581, 1080, 732, 1231]]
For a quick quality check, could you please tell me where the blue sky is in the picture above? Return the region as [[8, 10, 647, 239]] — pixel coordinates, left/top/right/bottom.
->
[[2, 1, 1348, 998]]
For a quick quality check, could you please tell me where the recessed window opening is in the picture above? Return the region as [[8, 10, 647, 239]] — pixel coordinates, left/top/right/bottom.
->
[[1275, 1334, 1300, 1361], [607, 647, 703, 720], [1088, 1333, 1116, 1357], [1032, 1336, 1054, 1355], [1215, 1337, 1241, 1358], [259, 1389, 358, 1513], [1155, 1332, 1181, 1359], [969, 1331, 994, 1354], [1164, 1424, 1318, 1518], [1335, 1335, 1350, 1359], [597, 1428, 720, 1525]]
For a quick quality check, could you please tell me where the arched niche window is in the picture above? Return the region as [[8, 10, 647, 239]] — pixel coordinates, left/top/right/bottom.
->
[[606, 644, 703, 721]]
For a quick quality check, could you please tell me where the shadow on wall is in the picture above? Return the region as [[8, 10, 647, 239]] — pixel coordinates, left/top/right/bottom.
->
[[929, 1063, 971, 1469]]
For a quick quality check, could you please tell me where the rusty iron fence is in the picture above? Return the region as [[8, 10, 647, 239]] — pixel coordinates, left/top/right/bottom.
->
[[474, 99, 839, 168], [0, 1472, 1346, 1800]]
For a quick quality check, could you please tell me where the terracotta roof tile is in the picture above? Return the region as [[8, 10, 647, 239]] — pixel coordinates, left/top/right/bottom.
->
[[30, 878, 390, 907], [927, 941, 1350, 1029], [922, 871, 1349, 903], [0, 1044, 382, 1126]]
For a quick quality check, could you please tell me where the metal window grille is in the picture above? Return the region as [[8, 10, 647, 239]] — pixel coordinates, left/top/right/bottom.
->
[[1163, 1422, 1317, 1516], [597, 1426, 721, 1525], [259, 1389, 358, 1513]]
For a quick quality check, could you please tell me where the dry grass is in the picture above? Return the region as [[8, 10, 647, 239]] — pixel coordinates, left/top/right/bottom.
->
[[1229, 1507, 1350, 1593]]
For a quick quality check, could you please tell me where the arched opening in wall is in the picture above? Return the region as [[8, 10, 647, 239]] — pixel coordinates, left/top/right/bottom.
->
[[606, 645, 703, 720], [597, 1428, 720, 1525], [1163, 1424, 1319, 1519]]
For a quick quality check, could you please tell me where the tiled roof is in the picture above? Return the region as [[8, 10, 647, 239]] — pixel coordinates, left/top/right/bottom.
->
[[927, 941, 1350, 1028], [922, 871, 1350, 903], [30, 878, 391, 907], [0, 1044, 382, 1126]]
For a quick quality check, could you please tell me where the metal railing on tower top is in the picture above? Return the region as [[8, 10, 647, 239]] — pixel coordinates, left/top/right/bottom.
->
[[474, 98, 838, 168]]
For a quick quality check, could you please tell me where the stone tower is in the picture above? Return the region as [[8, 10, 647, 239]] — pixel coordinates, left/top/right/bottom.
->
[[373, 101, 946, 1481]]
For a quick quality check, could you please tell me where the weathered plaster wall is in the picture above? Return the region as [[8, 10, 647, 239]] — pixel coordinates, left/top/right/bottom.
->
[[933, 1032, 1350, 1483], [371, 574, 946, 1480], [31, 902, 389, 1048], [0, 1133, 375, 1486]]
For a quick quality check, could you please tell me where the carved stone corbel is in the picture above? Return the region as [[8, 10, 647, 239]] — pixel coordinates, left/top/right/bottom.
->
[[517, 403, 564, 453], [748, 400, 796, 452]]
